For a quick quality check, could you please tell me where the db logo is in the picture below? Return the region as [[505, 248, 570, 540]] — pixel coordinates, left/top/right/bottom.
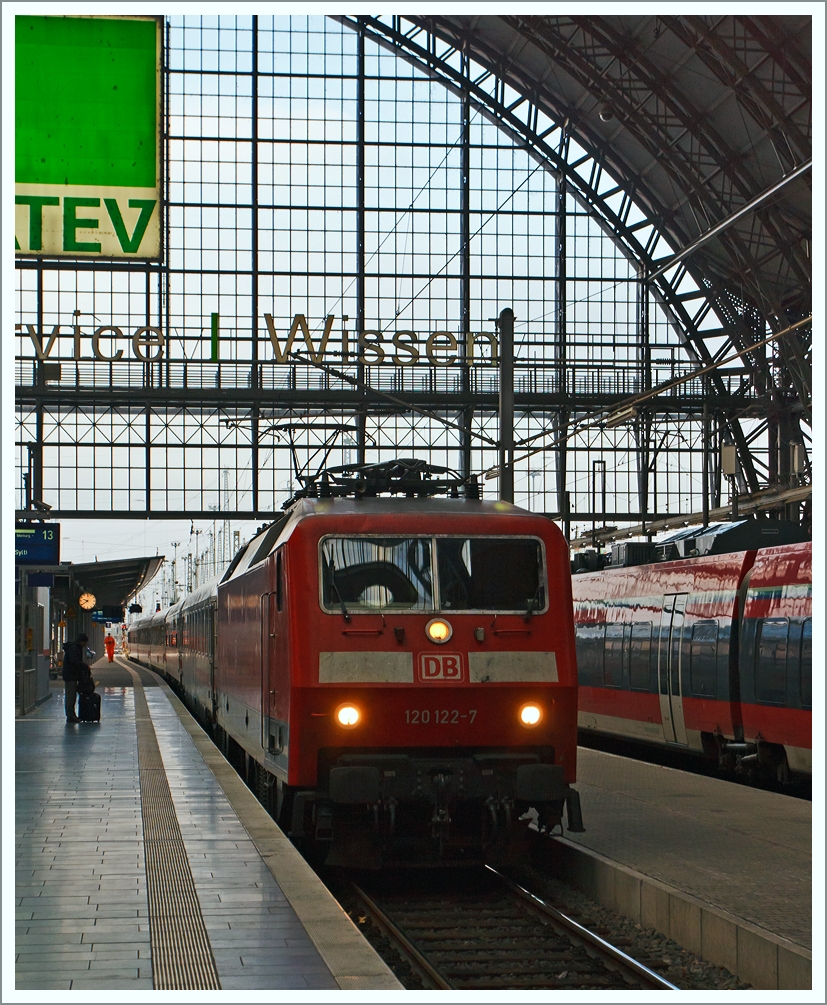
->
[[418, 652, 465, 682]]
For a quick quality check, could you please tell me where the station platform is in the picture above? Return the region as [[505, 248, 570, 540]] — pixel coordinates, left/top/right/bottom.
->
[[565, 747, 812, 951], [15, 659, 402, 992]]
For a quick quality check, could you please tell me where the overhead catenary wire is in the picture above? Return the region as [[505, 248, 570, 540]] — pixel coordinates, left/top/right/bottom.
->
[[487, 315, 811, 476], [255, 313, 810, 486], [321, 15, 545, 329], [285, 348, 501, 449], [378, 160, 547, 335]]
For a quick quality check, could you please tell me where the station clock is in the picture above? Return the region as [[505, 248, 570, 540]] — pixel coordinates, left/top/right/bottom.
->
[[78, 592, 97, 610]]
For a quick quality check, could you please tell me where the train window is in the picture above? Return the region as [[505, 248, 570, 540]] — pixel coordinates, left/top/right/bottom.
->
[[799, 618, 812, 709], [436, 538, 544, 612], [755, 618, 789, 705], [689, 620, 718, 698], [575, 621, 605, 686], [603, 623, 627, 688], [321, 537, 434, 611], [276, 550, 284, 612], [629, 622, 652, 691]]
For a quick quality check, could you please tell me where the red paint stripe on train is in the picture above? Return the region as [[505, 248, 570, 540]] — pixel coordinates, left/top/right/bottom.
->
[[740, 703, 811, 748]]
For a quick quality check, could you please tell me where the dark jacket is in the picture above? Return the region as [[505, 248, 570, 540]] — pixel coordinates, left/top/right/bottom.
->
[[61, 641, 88, 682]]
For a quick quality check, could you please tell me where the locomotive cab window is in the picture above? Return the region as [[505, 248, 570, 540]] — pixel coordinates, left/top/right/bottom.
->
[[320, 535, 546, 614], [436, 537, 545, 613], [321, 537, 434, 612]]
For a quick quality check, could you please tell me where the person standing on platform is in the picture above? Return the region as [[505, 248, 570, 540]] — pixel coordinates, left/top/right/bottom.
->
[[62, 633, 89, 723], [104, 633, 116, 663]]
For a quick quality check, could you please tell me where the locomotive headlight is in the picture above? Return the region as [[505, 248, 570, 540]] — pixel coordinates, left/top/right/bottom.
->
[[335, 703, 361, 728], [519, 703, 543, 727], [426, 618, 453, 644]]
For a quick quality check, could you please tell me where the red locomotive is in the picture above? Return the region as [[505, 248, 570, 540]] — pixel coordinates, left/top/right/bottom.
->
[[572, 532, 811, 783], [130, 460, 583, 865]]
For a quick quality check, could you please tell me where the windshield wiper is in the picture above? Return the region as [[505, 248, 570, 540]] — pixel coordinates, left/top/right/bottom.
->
[[328, 561, 351, 622], [524, 581, 544, 622]]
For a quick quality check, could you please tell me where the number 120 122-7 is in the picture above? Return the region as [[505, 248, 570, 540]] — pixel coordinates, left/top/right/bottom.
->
[[405, 709, 477, 724]]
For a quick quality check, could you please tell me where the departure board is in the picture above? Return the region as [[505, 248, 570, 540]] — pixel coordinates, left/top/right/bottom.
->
[[15, 523, 60, 564]]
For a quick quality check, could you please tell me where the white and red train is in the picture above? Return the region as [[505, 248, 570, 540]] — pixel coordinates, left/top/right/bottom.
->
[[572, 540, 811, 782], [129, 461, 583, 866]]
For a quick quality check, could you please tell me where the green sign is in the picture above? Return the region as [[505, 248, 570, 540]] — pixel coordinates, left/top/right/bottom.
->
[[15, 15, 161, 259]]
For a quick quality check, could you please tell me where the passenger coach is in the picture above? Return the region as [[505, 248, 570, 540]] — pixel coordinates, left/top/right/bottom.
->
[[572, 529, 811, 783]]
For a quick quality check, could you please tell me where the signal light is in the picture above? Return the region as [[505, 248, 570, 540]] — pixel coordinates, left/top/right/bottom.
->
[[335, 703, 360, 728], [519, 703, 542, 727], [426, 618, 452, 644]]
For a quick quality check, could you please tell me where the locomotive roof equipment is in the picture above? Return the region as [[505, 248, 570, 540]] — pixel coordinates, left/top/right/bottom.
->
[[288, 458, 480, 503]]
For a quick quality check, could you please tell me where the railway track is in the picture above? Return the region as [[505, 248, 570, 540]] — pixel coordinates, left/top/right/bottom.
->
[[347, 866, 678, 991]]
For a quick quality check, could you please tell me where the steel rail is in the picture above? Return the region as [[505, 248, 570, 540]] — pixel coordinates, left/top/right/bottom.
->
[[349, 882, 453, 990], [352, 870, 678, 990], [485, 865, 679, 990]]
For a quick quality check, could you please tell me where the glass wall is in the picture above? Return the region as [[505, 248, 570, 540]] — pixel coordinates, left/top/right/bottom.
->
[[16, 15, 764, 530]]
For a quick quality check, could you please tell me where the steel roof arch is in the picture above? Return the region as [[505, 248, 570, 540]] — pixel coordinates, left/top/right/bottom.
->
[[336, 15, 812, 488]]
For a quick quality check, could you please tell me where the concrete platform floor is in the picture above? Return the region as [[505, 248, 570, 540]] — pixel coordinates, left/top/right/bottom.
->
[[15, 666, 400, 992], [568, 747, 811, 949]]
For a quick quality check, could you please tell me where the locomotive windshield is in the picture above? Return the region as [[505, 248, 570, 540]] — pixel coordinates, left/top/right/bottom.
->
[[321, 536, 545, 614], [321, 538, 434, 612], [437, 538, 545, 612]]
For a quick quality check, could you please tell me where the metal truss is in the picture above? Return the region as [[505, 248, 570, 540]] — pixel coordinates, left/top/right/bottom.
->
[[408, 17, 811, 345], [14, 14, 808, 530], [400, 15, 811, 469]]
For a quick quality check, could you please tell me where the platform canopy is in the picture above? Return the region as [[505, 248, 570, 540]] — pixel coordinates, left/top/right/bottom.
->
[[70, 555, 164, 607]]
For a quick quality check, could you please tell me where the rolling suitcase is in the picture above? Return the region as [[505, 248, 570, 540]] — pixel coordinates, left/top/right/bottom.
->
[[78, 691, 101, 722]]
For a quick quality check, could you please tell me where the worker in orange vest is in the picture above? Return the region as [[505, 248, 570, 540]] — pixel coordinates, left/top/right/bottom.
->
[[104, 633, 116, 663]]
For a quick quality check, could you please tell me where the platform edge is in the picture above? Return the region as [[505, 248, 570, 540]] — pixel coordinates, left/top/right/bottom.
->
[[136, 666, 404, 991], [550, 835, 811, 991]]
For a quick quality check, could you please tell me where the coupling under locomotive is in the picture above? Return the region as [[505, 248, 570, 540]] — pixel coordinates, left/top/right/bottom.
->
[[130, 460, 583, 866]]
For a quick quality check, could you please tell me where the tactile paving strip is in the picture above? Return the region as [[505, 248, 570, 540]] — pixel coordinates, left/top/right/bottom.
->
[[129, 669, 221, 990]]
